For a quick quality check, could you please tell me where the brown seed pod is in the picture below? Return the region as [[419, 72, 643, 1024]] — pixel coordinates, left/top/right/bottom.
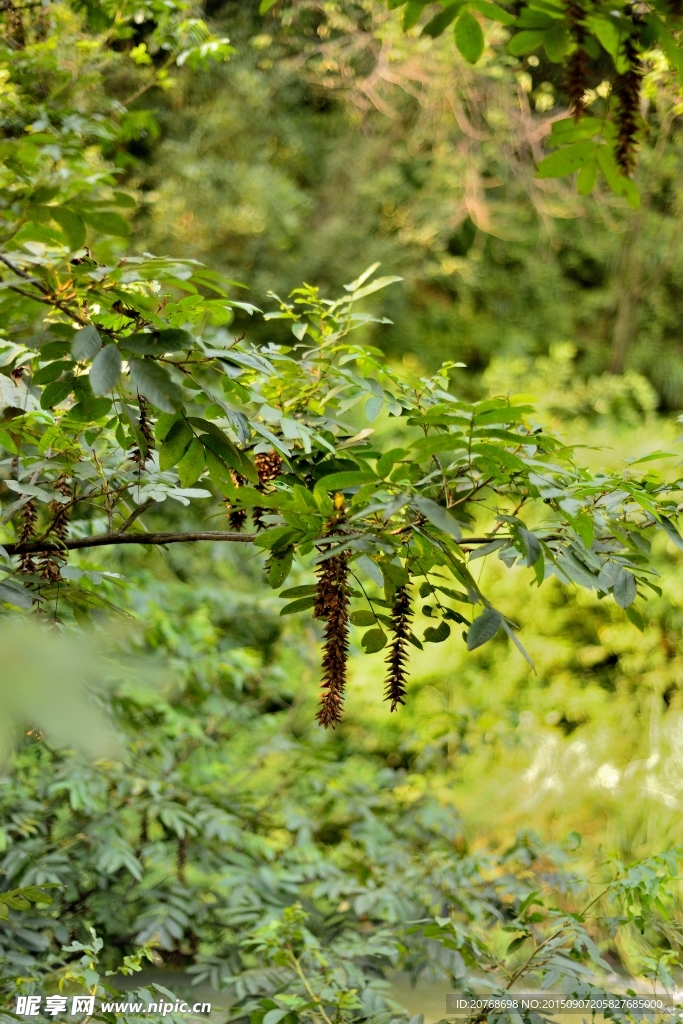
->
[[18, 498, 37, 576], [253, 450, 283, 531], [314, 552, 351, 728], [130, 394, 155, 467], [38, 475, 71, 582], [565, 0, 589, 120], [613, 27, 643, 175], [226, 471, 248, 531], [384, 584, 412, 712]]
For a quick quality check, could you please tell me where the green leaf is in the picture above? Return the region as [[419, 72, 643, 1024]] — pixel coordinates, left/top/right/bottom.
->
[[659, 516, 683, 552], [467, 608, 502, 650], [508, 29, 543, 55], [361, 627, 388, 652], [72, 324, 102, 361], [177, 437, 205, 487], [536, 141, 599, 179], [129, 358, 183, 413], [0, 427, 18, 454], [159, 418, 193, 470], [33, 360, 71, 385], [155, 412, 176, 442], [550, 117, 605, 144], [424, 619, 451, 643], [259, 0, 279, 11], [40, 378, 74, 409], [577, 156, 599, 195], [82, 209, 130, 236], [543, 22, 570, 62], [422, 2, 462, 37], [50, 207, 86, 250], [315, 471, 376, 491], [67, 396, 112, 422], [413, 497, 462, 539], [626, 605, 644, 631], [403, 0, 429, 30], [613, 570, 637, 609], [455, 11, 485, 63], [350, 609, 377, 626], [89, 344, 122, 395], [557, 552, 598, 589], [269, 551, 293, 589], [469, 0, 515, 25], [596, 145, 640, 208], [280, 585, 317, 598], [0, 579, 32, 609], [120, 329, 193, 355], [518, 528, 541, 567], [280, 596, 316, 615], [200, 433, 258, 484], [506, 935, 528, 954]]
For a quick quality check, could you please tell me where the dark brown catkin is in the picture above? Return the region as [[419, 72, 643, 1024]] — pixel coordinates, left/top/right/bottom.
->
[[38, 475, 71, 582], [253, 450, 283, 531], [566, 0, 589, 120], [130, 394, 155, 467], [314, 553, 350, 728], [18, 498, 37, 575], [384, 585, 412, 712], [226, 471, 248, 531], [613, 26, 643, 175]]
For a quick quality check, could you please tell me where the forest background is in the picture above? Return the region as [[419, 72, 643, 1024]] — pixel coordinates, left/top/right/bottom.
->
[[5, 2, 683, 1024]]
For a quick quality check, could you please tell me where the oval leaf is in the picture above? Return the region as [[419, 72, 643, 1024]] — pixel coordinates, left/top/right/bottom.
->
[[129, 358, 183, 414], [90, 344, 122, 396], [71, 324, 102, 362], [455, 11, 485, 63], [361, 627, 388, 653], [613, 570, 637, 609], [467, 608, 502, 650]]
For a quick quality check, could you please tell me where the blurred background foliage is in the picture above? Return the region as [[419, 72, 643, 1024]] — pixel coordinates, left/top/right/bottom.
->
[[129, 0, 683, 404]]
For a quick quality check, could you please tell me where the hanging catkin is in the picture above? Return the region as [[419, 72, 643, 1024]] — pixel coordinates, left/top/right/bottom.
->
[[18, 499, 37, 575], [38, 475, 71, 582], [314, 552, 350, 728], [131, 394, 155, 467], [566, 0, 589, 119], [613, 27, 643, 175], [384, 584, 412, 712], [226, 472, 248, 531], [253, 450, 283, 531]]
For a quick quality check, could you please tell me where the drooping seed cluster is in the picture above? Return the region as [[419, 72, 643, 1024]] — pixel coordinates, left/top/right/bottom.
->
[[253, 450, 283, 531], [37, 475, 71, 583], [613, 27, 643, 175], [314, 553, 351, 728], [384, 584, 412, 712], [131, 394, 155, 467], [566, 0, 589, 120]]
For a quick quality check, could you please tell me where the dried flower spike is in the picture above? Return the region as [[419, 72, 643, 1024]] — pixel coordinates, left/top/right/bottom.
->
[[613, 26, 643, 175], [253, 450, 283, 531], [38, 475, 71, 582], [566, 0, 589, 120], [18, 498, 37, 576], [385, 585, 412, 712], [131, 394, 155, 467], [314, 553, 350, 728], [226, 471, 248, 531]]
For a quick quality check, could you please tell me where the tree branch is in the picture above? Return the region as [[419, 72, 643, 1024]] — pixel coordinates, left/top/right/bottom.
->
[[4, 530, 258, 555], [0, 531, 563, 556]]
